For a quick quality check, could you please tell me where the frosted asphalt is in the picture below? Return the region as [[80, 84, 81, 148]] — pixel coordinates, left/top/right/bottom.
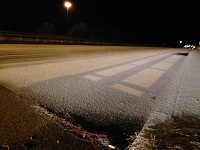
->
[[0, 45, 191, 135]]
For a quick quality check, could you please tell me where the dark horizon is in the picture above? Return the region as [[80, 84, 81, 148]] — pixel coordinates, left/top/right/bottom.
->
[[0, 0, 199, 45]]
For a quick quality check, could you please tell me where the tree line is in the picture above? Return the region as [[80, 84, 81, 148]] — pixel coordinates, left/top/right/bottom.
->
[[34, 22, 129, 41]]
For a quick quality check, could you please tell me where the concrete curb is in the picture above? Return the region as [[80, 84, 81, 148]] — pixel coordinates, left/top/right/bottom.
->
[[146, 49, 200, 125], [130, 49, 200, 149]]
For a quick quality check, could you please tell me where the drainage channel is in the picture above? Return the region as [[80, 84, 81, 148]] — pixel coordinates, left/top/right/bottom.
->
[[67, 114, 144, 150], [37, 104, 145, 149]]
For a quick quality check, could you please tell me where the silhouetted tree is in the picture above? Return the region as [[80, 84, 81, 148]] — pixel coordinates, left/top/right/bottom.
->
[[111, 27, 125, 40], [68, 22, 89, 38], [91, 24, 112, 39], [35, 22, 56, 35]]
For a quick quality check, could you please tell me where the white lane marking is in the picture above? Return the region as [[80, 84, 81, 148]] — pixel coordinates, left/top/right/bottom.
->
[[83, 75, 102, 81], [151, 62, 173, 70], [112, 84, 144, 96], [96, 64, 135, 77], [124, 68, 165, 88]]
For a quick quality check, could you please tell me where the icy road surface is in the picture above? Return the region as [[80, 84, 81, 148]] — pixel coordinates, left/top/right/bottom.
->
[[0, 44, 189, 132]]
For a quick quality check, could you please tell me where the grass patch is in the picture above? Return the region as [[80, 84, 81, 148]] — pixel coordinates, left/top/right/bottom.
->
[[129, 116, 200, 150]]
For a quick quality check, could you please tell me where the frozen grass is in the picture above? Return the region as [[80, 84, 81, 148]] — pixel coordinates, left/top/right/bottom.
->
[[129, 115, 200, 150]]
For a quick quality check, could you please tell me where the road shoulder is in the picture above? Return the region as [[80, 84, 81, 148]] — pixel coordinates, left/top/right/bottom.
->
[[0, 86, 94, 149]]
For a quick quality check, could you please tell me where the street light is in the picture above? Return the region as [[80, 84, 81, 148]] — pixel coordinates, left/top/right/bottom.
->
[[65, 1, 72, 8], [64, 1, 72, 35]]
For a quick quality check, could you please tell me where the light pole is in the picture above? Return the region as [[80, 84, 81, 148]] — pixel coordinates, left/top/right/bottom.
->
[[64, 1, 72, 35]]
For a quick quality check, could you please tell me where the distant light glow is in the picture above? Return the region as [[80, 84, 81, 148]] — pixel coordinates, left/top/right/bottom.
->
[[184, 45, 190, 48], [184, 45, 196, 49], [65, 1, 72, 8], [179, 41, 183, 44]]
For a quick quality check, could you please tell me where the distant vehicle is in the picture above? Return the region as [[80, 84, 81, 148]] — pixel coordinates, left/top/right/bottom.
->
[[184, 45, 196, 49]]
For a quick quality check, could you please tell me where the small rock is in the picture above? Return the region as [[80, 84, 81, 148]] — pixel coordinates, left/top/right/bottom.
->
[[152, 96, 156, 99], [30, 135, 36, 140]]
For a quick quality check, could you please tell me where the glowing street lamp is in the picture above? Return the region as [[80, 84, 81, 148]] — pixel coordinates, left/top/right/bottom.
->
[[64, 1, 72, 35], [65, 1, 72, 8]]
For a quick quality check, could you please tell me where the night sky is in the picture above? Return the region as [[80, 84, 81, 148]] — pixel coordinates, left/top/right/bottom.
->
[[0, 0, 199, 45]]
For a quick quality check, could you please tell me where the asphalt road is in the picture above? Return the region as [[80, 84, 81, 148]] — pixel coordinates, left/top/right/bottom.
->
[[0, 44, 189, 139]]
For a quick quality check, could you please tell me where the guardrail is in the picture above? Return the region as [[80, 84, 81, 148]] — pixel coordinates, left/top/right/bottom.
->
[[0, 31, 139, 46]]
